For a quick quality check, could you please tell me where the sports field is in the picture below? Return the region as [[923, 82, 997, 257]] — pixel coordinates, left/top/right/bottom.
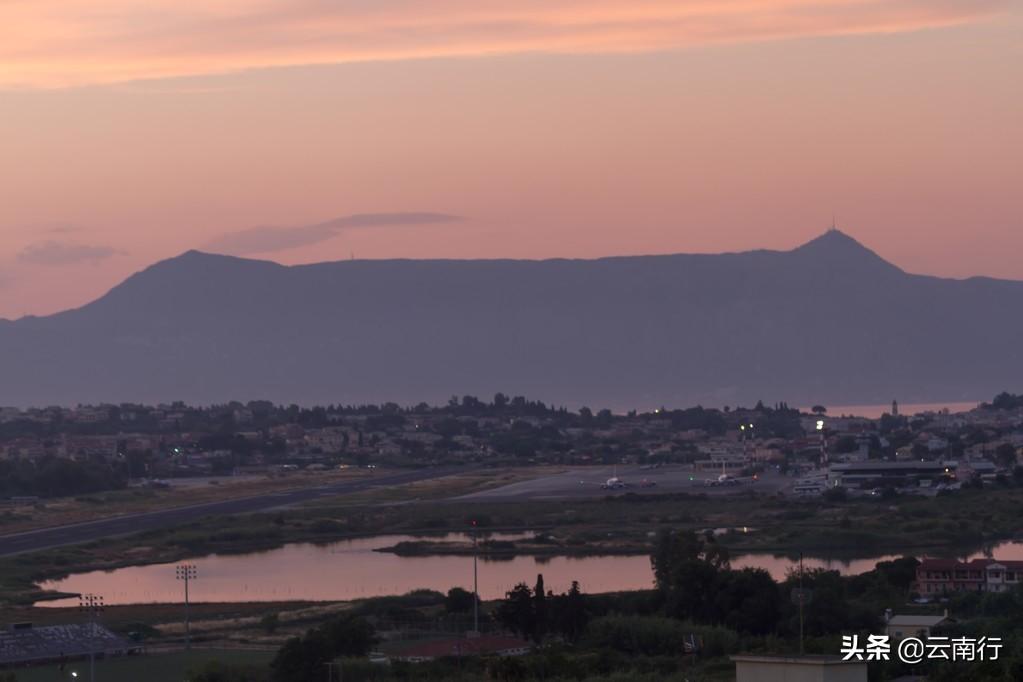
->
[[9, 649, 274, 682]]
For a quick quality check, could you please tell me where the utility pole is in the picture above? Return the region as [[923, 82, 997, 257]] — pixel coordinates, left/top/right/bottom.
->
[[176, 564, 197, 651], [472, 519, 479, 635], [79, 593, 103, 682], [798, 552, 805, 656]]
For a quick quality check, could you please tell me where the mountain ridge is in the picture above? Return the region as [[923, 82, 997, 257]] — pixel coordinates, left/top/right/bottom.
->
[[1, 230, 1020, 409], [0, 229, 966, 326]]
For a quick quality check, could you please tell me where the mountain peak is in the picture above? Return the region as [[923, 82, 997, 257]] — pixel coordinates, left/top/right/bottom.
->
[[790, 229, 900, 273], [796, 228, 864, 251], [143, 249, 281, 275]]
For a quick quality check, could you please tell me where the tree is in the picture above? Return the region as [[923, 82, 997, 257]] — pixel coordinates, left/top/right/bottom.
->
[[811, 405, 827, 415], [874, 556, 920, 592], [496, 583, 536, 641], [533, 574, 547, 643], [991, 392, 1023, 411], [271, 634, 331, 682], [551, 581, 589, 643], [270, 615, 375, 682], [780, 569, 878, 637], [995, 443, 1018, 469], [713, 568, 781, 635], [651, 530, 728, 622], [444, 587, 477, 613]]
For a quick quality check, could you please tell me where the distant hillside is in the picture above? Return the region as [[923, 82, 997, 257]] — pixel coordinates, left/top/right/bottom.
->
[[1, 230, 1020, 408]]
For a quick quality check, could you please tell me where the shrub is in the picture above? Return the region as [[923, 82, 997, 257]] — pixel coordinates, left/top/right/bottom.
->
[[584, 615, 738, 658]]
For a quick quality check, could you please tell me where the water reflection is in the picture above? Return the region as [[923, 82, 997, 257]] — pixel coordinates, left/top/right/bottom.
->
[[38, 534, 1023, 607], [40, 533, 654, 606]]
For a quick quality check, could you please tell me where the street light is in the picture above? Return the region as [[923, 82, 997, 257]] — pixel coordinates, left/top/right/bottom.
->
[[78, 594, 103, 682], [176, 564, 197, 650]]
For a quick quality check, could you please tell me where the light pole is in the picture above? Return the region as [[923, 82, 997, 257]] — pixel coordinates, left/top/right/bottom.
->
[[816, 418, 829, 481], [471, 519, 479, 635], [78, 593, 103, 682], [176, 564, 197, 650], [741, 423, 754, 461], [798, 552, 805, 655]]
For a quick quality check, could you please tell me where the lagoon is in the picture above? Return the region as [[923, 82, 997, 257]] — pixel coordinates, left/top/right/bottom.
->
[[39, 533, 1023, 607]]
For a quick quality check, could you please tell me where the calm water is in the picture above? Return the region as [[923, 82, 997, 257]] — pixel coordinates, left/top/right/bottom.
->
[[38, 535, 1023, 607]]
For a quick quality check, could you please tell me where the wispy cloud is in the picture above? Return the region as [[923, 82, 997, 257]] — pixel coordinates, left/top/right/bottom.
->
[[44, 225, 80, 235], [17, 241, 121, 266], [1, 0, 1008, 88], [204, 212, 463, 255]]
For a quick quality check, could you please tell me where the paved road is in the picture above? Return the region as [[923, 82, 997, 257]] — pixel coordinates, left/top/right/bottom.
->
[[0, 467, 464, 557]]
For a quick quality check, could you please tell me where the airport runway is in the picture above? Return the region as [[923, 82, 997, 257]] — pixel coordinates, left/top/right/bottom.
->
[[457, 465, 792, 501], [0, 467, 464, 557]]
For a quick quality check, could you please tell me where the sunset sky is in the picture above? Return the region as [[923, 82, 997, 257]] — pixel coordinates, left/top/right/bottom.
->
[[1, 0, 1021, 319]]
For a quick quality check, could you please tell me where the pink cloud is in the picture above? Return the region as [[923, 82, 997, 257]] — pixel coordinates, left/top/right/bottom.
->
[[1, 0, 1008, 88]]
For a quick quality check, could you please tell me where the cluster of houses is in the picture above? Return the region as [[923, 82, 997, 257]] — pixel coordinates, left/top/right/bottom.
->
[[914, 558, 1023, 595], [0, 399, 1022, 490]]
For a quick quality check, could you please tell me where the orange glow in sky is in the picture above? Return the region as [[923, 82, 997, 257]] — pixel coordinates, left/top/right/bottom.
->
[[0, 0, 1021, 318]]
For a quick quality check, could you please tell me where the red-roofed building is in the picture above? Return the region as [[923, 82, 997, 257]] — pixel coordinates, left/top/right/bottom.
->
[[916, 558, 1023, 595]]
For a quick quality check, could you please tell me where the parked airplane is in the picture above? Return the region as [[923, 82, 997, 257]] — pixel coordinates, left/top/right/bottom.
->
[[601, 464, 628, 490], [702, 456, 760, 487], [704, 473, 758, 487]]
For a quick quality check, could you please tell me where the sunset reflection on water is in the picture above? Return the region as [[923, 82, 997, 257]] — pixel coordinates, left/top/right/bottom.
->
[[39, 534, 1020, 607]]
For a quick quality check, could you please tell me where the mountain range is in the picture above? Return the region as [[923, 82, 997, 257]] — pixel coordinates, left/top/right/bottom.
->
[[2, 230, 1020, 409]]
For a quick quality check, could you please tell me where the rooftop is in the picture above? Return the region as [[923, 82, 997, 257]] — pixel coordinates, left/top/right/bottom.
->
[[731, 654, 865, 666], [887, 615, 948, 627]]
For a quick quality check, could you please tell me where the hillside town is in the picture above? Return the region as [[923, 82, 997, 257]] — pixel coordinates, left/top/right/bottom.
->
[[3, 393, 1023, 499]]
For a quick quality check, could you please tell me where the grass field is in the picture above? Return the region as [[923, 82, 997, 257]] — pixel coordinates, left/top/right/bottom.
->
[[8, 649, 274, 682], [0, 469, 371, 536]]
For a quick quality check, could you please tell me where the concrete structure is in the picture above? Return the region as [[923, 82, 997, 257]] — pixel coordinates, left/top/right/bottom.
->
[[828, 461, 952, 488], [732, 655, 867, 682], [886, 614, 949, 640]]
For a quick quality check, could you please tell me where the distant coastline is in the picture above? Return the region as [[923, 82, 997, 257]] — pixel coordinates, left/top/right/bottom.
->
[[799, 401, 980, 419]]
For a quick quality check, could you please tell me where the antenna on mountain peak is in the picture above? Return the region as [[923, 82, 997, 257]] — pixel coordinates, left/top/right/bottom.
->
[[830, 214, 837, 232]]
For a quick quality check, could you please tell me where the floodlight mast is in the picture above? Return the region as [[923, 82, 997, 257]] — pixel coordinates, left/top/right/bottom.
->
[[816, 419, 828, 466], [78, 593, 104, 682], [176, 564, 198, 650]]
